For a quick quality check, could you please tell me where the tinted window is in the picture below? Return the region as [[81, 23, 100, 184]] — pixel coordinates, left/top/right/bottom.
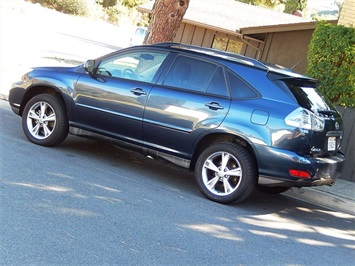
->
[[97, 51, 168, 83], [276, 79, 333, 112], [163, 56, 217, 92], [206, 67, 229, 97], [227, 71, 259, 99]]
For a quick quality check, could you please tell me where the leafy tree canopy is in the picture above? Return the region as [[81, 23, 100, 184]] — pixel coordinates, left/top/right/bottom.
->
[[237, 0, 284, 9], [237, 0, 307, 14]]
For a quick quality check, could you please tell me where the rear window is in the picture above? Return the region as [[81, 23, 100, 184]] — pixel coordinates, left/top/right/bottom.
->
[[273, 78, 333, 113]]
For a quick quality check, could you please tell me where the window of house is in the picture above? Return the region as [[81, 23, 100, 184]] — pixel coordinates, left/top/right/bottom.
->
[[212, 36, 243, 54]]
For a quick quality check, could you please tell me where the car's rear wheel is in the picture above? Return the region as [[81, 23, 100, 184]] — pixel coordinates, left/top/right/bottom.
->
[[195, 142, 257, 204], [256, 185, 291, 194], [22, 94, 68, 146]]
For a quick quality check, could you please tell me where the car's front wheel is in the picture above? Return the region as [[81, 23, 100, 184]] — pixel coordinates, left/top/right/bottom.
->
[[195, 142, 257, 204], [22, 94, 68, 146]]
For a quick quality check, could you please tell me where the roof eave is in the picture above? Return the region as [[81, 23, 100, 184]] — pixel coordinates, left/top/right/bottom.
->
[[183, 19, 240, 35], [240, 20, 338, 35]]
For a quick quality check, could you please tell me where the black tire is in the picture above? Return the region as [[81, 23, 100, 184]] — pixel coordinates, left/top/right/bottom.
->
[[256, 185, 291, 194], [195, 142, 257, 204], [22, 94, 69, 146]]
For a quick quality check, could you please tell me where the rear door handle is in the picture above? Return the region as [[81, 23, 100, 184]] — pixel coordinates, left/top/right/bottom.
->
[[130, 88, 147, 96], [205, 102, 224, 110]]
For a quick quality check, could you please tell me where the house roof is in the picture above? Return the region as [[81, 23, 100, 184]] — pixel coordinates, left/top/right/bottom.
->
[[138, 0, 319, 35]]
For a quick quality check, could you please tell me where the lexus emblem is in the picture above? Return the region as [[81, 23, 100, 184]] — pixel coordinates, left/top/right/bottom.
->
[[335, 122, 339, 130]]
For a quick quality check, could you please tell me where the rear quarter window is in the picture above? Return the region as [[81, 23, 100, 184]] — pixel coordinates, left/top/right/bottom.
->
[[227, 71, 259, 99]]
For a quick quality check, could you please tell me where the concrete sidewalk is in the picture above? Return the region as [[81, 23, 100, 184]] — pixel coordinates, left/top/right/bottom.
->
[[285, 179, 355, 215]]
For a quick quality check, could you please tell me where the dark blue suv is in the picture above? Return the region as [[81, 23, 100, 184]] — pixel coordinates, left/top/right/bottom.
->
[[8, 43, 345, 204]]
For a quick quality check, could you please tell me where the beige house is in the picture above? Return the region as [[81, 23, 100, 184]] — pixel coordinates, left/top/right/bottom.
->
[[338, 0, 355, 26], [138, 0, 337, 74]]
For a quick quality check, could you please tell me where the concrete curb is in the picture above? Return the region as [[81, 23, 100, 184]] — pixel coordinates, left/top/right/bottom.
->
[[284, 180, 355, 215]]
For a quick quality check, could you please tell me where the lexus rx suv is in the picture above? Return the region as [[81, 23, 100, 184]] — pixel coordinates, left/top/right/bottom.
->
[[8, 43, 345, 204]]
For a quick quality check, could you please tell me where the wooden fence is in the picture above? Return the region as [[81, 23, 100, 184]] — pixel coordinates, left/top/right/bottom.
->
[[338, 107, 355, 182]]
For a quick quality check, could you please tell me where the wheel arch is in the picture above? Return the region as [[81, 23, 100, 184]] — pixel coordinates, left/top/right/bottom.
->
[[189, 132, 259, 173], [19, 85, 69, 117]]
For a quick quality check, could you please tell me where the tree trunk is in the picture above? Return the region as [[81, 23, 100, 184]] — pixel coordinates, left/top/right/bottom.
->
[[143, 0, 190, 45]]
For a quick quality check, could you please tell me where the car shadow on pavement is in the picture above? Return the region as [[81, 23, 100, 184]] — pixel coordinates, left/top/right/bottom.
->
[[56, 134, 354, 215], [54, 136, 355, 257]]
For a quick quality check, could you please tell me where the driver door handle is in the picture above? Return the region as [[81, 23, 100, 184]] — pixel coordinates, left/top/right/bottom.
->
[[130, 88, 147, 96]]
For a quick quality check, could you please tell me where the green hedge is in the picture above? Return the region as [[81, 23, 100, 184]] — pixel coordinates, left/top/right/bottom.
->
[[28, 0, 147, 25], [306, 21, 355, 108], [29, 0, 89, 16]]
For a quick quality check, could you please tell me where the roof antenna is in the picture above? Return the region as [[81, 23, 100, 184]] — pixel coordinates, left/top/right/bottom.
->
[[291, 60, 302, 70]]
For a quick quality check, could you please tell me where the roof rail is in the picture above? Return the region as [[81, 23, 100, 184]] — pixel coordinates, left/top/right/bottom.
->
[[152, 42, 267, 69]]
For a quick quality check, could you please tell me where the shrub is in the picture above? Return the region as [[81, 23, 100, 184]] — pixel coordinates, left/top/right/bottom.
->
[[29, 0, 89, 16], [121, 0, 147, 9], [97, 0, 118, 8], [104, 5, 123, 24], [55, 0, 89, 16], [284, 0, 306, 14], [306, 21, 355, 108]]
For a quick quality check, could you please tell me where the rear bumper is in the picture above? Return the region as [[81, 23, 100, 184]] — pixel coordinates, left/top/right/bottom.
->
[[256, 145, 345, 187]]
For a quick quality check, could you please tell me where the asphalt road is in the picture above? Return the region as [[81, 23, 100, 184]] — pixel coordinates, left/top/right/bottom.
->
[[1, 99, 355, 265]]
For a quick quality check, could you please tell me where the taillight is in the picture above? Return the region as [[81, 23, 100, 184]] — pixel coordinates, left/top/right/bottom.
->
[[289, 169, 310, 179], [285, 107, 325, 132]]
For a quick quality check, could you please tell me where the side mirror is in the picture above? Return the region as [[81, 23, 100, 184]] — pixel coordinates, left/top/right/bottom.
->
[[84, 60, 95, 75]]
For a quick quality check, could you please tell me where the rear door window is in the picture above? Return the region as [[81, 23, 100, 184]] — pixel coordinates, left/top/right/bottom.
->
[[163, 55, 229, 97], [206, 67, 229, 97]]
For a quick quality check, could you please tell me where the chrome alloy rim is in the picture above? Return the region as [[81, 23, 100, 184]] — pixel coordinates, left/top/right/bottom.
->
[[26, 101, 56, 139], [201, 151, 242, 196]]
